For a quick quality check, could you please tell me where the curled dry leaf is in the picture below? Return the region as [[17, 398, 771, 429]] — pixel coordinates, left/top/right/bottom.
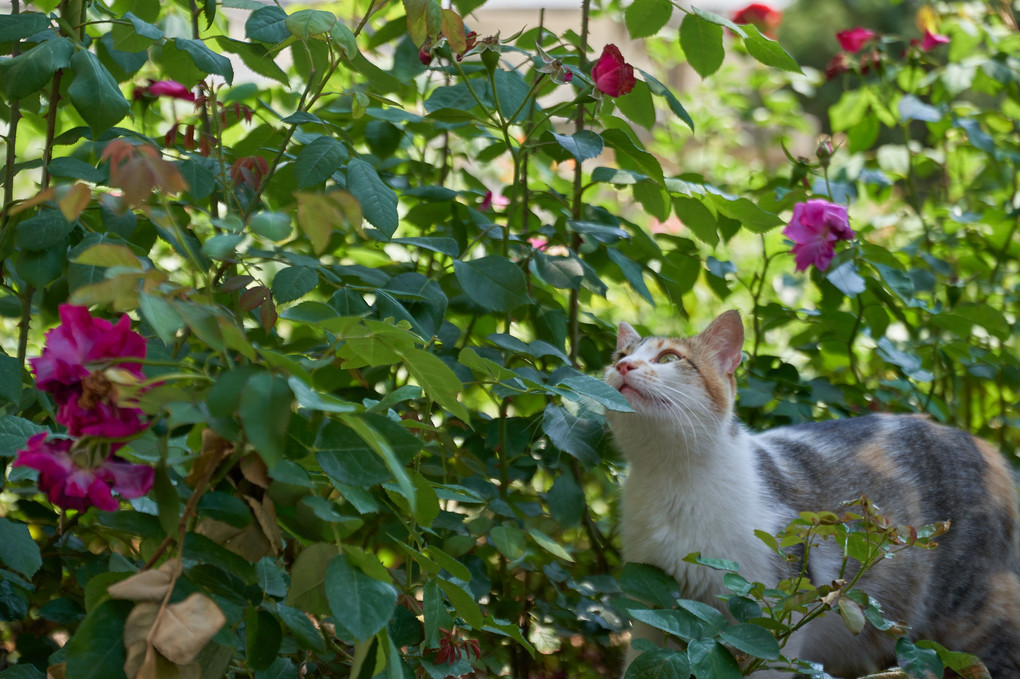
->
[[124, 603, 160, 677], [246, 494, 282, 555], [240, 452, 270, 488], [137, 643, 201, 679], [196, 515, 273, 563], [109, 559, 180, 602], [151, 592, 227, 665], [186, 429, 234, 487]]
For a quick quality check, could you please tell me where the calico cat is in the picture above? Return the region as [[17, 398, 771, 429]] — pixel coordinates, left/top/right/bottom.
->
[[605, 310, 1020, 677]]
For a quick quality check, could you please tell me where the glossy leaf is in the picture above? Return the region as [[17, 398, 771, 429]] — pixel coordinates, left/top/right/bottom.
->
[[325, 555, 397, 642]]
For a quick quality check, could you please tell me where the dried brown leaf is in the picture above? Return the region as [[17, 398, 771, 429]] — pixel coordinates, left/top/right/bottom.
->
[[46, 663, 66, 679], [109, 561, 180, 602], [240, 453, 269, 488], [247, 495, 282, 555], [185, 429, 234, 487], [151, 593, 226, 665]]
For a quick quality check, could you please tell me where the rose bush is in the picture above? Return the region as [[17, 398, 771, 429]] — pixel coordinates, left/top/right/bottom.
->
[[0, 1, 1016, 678]]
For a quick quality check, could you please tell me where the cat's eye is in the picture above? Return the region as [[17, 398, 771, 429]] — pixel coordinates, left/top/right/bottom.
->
[[656, 351, 683, 364]]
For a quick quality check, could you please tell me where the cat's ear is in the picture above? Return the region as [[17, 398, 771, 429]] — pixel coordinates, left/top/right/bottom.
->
[[617, 322, 641, 352], [702, 311, 744, 376]]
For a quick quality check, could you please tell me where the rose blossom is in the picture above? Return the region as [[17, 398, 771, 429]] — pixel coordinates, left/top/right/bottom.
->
[[31, 305, 147, 438], [783, 199, 854, 272], [14, 434, 154, 512], [920, 29, 950, 51], [836, 27, 877, 53], [480, 191, 509, 211], [134, 79, 195, 102], [731, 3, 782, 39], [591, 44, 636, 97]]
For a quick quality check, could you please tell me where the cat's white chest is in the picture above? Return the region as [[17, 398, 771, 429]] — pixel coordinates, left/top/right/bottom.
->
[[620, 457, 780, 606]]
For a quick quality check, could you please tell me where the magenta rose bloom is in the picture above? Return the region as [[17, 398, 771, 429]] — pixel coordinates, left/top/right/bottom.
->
[[135, 79, 195, 102], [784, 199, 854, 272], [836, 27, 877, 53], [732, 3, 782, 39], [920, 30, 950, 51], [31, 305, 147, 438], [14, 434, 154, 512], [591, 44, 636, 97]]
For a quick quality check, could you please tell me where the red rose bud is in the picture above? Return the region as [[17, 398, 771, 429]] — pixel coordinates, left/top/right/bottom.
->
[[836, 27, 877, 53], [732, 3, 782, 39], [591, 44, 636, 97], [824, 52, 849, 80]]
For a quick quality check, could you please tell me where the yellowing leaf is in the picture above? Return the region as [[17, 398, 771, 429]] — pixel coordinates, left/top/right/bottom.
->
[[295, 190, 362, 255], [58, 183, 92, 222]]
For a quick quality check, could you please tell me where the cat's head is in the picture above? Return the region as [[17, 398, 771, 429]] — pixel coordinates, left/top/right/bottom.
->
[[604, 311, 744, 427]]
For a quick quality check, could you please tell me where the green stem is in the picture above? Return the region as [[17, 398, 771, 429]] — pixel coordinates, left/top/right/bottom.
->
[[568, 0, 592, 367]]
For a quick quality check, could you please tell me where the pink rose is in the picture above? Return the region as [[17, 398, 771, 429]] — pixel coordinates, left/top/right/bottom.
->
[[836, 27, 877, 53], [784, 199, 854, 272], [30, 305, 148, 438], [591, 44, 636, 97], [135, 79, 195, 102], [920, 30, 950, 51], [14, 434, 154, 512], [731, 3, 782, 39], [480, 190, 509, 211]]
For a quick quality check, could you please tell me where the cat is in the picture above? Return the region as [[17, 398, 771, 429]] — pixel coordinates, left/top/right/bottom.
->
[[605, 310, 1020, 677]]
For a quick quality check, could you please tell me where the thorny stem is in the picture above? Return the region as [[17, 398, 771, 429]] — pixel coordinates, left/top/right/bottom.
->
[[568, 0, 592, 367]]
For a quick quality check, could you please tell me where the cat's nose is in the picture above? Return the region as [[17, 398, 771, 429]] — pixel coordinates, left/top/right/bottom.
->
[[616, 360, 635, 375]]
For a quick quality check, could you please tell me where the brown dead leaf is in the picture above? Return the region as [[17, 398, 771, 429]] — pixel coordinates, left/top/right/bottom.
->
[[46, 663, 66, 679], [240, 453, 270, 488], [109, 560, 180, 602], [185, 429, 234, 487], [151, 592, 226, 665], [136, 643, 200, 679], [58, 182, 92, 222], [247, 495, 282, 555], [196, 516, 272, 563]]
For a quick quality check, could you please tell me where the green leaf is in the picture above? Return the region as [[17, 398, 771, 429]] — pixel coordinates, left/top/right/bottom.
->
[[0, 417, 47, 458], [620, 563, 680, 608], [627, 608, 702, 641], [295, 136, 347, 189], [15, 210, 74, 252], [709, 194, 783, 233], [742, 24, 802, 74], [615, 80, 656, 130], [111, 12, 163, 52], [719, 623, 780, 660], [0, 518, 41, 578], [552, 130, 604, 162], [316, 421, 405, 487], [174, 37, 234, 83], [285, 9, 337, 38], [249, 212, 292, 241], [641, 69, 695, 132], [338, 414, 416, 507], [277, 603, 326, 652], [687, 639, 741, 679], [541, 404, 600, 466], [827, 261, 866, 297], [47, 157, 105, 183], [625, 0, 672, 39], [64, 599, 133, 679], [601, 128, 665, 185], [0, 353, 21, 405], [285, 543, 338, 616], [68, 49, 130, 135], [346, 158, 399, 238], [896, 638, 943, 679], [837, 597, 866, 635], [325, 555, 397, 642], [489, 524, 526, 560], [527, 527, 573, 562], [607, 248, 654, 304], [680, 13, 724, 78], [399, 347, 468, 421], [558, 373, 634, 412], [691, 6, 745, 36], [4, 37, 73, 100], [139, 293, 185, 346], [437, 578, 483, 629], [246, 6, 290, 43], [246, 609, 282, 671], [0, 12, 50, 41], [624, 649, 691, 679], [272, 266, 318, 304], [239, 373, 293, 468], [454, 256, 529, 312]]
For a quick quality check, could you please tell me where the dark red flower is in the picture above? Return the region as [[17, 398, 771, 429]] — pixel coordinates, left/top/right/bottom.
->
[[824, 52, 849, 80], [732, 3, 782, 39], [591, 44, 636, 97], [14, 434, 154, 512], [31, 305, 147, 438], [784, 199, 854, 272], [836, 27, 877, 53], [134, 79, 195, 102]]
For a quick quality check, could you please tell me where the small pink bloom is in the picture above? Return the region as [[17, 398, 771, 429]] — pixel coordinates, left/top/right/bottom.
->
[[731, 3, 782, 39], [784, 199, 854, 272], [591, 44, 636, 97], [528, 236, 549, 250], [920, 29, 950, 51], [480, 191, 509, 211], [836, 27, 877, 53], [14, 434, 154, 512], [136, 79, 195, 102], [31, 305, 147, 438]]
